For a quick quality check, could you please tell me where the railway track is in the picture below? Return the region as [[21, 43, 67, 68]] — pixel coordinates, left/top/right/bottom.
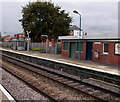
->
[[2, 60, 100, 101], [1, 52, 120, 101], [2, 69, 51, 101], [2, 63, 57, 102], [1, 50, 120, 86]]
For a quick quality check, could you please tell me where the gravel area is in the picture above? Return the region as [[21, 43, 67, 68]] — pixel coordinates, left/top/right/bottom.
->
[[83, 78, 120, 94], [20, 58, 120, 100], [2, 59, 97, 101], [2, 68, 50, 101], [2, 54, 120, 101]]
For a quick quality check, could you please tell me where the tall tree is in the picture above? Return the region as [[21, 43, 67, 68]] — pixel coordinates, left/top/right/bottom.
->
[[19, 1, 72, 42]]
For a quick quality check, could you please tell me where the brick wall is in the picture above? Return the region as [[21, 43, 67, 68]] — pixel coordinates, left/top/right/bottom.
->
[[61, 41, 88, 60], [61, 41, 120, 66], [75, 51, 78, 59], [81, 42, 86, 60], [61, 42, 70, 58], [92, 42, 120, 66]]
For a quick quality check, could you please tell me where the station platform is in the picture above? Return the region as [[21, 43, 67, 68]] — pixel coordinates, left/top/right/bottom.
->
[[0, 84, 15, 102], [1, 48, 120, 75]]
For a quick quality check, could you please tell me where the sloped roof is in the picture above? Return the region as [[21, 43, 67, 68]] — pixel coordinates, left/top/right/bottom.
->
[[70, 25, 81, 30], [4, 36, 14, 40]]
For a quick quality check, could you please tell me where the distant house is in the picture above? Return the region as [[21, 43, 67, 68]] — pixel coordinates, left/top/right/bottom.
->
[[2, 33, 28, 42], [14, 33, 26, 40], [69, 25, 83, 37], [2, 35, 15, 42]]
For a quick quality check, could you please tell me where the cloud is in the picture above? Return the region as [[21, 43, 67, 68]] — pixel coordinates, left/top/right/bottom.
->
[[57, 2, 118, 35], [0, 0, 119, 2], [1, 1, 118, 36], [1, 2, 24, 35]]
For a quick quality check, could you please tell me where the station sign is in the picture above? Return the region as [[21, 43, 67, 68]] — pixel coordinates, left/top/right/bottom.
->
[[115, 43, 120, 54], [94, 42, 101, 44]]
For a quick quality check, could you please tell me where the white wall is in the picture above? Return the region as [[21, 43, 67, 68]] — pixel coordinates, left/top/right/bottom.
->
[[74, 30, 80, 36], [82, 33, 119, 39]]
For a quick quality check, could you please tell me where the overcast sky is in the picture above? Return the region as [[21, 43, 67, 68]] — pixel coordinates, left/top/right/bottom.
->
[[0, 0, 119, 36]]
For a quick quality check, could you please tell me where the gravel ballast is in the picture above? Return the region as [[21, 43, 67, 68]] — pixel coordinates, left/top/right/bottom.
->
[[2, 60, 97, 101], [2, 54, 120, 101], [2, 68, 49, 101]]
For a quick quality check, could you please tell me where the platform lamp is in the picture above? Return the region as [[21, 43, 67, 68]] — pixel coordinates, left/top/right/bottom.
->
[[73, 10, 82, 37], [27, 31, 31, 51], [41, 35, 48, 53]]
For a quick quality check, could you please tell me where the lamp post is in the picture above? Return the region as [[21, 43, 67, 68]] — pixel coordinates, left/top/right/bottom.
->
[[73, 10, 81, 37], [27, 31, 30, 51], [41, 35, 48, 53]]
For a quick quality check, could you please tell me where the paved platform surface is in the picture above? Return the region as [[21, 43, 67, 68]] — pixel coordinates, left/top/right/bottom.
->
[[1, 48, 120, 75], [0, 88, 9, 102], [0, 84, 15, 102]]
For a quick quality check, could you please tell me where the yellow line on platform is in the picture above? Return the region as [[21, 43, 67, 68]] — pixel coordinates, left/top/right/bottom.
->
[[58, 59, 97, 68], [57, 59, 119, 73]]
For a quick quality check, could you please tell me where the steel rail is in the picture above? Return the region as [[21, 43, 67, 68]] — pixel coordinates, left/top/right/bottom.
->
[[2, 53, 120, 96], [2, 53, 120, 101], [2, 56, 105, 102], [1, 65, 59, 102], [1, 50, 120, 83]]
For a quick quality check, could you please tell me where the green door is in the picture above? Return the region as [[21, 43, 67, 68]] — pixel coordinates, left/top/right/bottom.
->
[[70, 42, 76, 58], [78, 42, 83, 60]]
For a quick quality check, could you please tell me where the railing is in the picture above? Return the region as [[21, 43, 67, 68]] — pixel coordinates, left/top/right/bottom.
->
[[1, 42, 61, 54]]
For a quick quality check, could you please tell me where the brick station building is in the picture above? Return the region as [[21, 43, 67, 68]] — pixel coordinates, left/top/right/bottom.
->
[[58, 34, 120, 66]]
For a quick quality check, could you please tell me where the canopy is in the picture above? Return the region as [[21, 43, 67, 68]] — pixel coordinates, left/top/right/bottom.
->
[[11, 39, 26, 42]]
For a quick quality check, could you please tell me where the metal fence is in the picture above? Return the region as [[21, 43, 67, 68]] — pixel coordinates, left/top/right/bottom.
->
[[1, 42, 61, 54]]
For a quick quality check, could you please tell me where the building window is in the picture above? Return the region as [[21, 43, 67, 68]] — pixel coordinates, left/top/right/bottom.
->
[[64, 42, 68, 50], [103, 43, 109, 54]]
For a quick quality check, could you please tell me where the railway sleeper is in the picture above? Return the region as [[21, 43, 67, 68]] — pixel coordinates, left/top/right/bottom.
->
[[55, 77, 64, 80], [68, 83, 80, 86], [57, 79, 69, 82], [89, 90, 101, 95], [114, 98, 120, 101], [53, 76, 61, 79], [99, 94, 110, 98], [62, 81, 73, 84], [2, 53, 120, 101], [83, 88, 94, 92], [76, 85, 86, 89]]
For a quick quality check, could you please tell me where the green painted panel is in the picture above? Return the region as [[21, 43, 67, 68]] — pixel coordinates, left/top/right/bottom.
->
[[64, 42, 68, 50], [70, 42, 76, 58]]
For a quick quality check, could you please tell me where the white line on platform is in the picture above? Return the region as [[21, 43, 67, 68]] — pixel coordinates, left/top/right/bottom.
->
[[0, 84, 16, 102]]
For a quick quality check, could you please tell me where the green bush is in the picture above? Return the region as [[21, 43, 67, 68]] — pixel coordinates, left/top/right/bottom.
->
[[31, 48, 45, 53]]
